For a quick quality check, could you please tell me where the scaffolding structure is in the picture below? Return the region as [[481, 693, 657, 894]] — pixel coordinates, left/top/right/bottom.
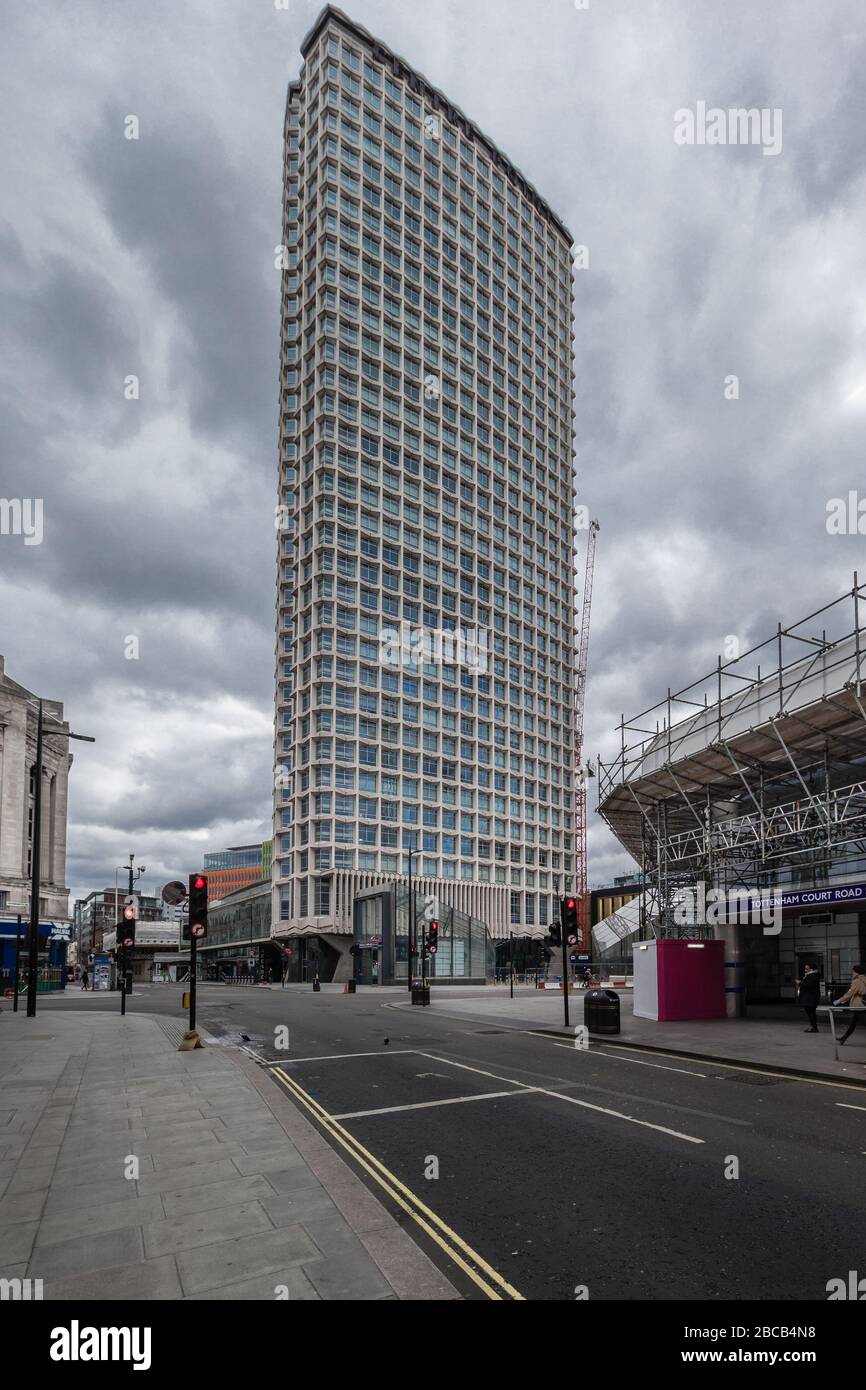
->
[[597, 577, 866, 944]]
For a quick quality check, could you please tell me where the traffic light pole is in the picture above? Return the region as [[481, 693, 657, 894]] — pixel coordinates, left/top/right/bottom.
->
[[126, 858, 135, 997], [189, 931, 197, 1032], [562, 943, 570, 1028], [186, 874, 208, 1031]]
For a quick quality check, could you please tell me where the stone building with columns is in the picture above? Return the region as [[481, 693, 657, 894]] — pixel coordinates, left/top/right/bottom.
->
[[0, 655, 72, 923]]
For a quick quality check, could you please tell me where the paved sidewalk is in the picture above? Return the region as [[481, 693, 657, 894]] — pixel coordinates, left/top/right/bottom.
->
[[0, 1009, 457, 1300], [406, 990, 866, 1083]]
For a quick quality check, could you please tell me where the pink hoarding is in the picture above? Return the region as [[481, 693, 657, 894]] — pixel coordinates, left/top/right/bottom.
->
[[656, 939, 726, 1021]]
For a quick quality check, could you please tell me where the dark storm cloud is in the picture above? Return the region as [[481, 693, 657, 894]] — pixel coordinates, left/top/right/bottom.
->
[[79, 105, 279, 451], [16, 256, 140, 404]]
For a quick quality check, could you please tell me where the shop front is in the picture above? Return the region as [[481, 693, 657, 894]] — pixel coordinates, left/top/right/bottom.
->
[[0, 919, 69, 994]]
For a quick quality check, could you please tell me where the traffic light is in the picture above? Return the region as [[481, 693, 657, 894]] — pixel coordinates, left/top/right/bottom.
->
[[560, 896, 579, 947], [427, 919, 439, 955], [188, 873, 208, 940], [121, 895, 138, 948], [548, 920, 561, 947]]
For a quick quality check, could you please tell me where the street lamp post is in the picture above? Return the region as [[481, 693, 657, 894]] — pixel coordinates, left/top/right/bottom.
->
[[405, 839, 418, 993], [26, 700, 94, 1019]]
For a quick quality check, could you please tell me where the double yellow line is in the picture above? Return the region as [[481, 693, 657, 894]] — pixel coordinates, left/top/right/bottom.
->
[[264, 1059, 525, 1301]]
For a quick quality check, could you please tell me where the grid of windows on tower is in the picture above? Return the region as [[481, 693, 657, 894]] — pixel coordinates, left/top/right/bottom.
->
[[275, 20, 578, 934]]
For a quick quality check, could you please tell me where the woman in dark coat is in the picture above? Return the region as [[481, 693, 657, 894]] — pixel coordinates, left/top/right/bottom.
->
[[798, 963, 821, 1032]]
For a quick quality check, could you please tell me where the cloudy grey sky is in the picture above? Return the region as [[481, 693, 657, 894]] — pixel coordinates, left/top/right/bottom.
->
[[1, 0, 864, 906]]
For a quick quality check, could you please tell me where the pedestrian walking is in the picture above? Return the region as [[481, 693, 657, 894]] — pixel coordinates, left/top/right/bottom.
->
[[833, 964, 866, 1044], [80, 968, 89, 991], [797, 963, 821, 1032]]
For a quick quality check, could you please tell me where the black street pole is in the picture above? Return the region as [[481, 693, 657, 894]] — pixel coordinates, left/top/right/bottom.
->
[[126, 858, 135, 997], [189, 931, 197, 1032], [13, 913, 22, 1013], [407, 846, 413, 993], [561, 891, 570, 1029], [509, 930, 514, 998], [26, 700, 44, 1018]]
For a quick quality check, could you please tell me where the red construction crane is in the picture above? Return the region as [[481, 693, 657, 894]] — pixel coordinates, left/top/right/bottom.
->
[[574, 519, 600, 952]]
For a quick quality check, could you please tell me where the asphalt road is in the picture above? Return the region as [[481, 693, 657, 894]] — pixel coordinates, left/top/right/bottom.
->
[[32, 983, 866, 1301]]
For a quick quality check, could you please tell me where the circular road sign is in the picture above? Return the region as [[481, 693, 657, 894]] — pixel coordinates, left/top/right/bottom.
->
[[191, 923, 206, 938], [568, 934, 578, 945], [123, 938, 134, 947]]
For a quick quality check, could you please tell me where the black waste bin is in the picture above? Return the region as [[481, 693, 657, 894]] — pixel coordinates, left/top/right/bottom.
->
[[584, 988, 620, 1035], [411, 979, 430, 1007], [345, 979, 355, 993]]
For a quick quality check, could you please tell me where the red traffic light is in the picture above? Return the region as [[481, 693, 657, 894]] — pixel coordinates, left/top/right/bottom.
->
[[566, 899, 576, 910], [194, 875, 206, 890]]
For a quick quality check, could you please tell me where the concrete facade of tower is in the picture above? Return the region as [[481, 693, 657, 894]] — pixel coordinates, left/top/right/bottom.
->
[[273, 5, 577, 972]]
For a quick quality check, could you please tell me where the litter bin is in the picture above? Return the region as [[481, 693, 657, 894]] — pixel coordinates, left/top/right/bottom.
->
[[411, 979, 430, 1007], [584, 988, 620, 1035], [345, 979, 355, 993]]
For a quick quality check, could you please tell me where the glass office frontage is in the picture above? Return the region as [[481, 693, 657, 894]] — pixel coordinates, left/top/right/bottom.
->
[[354, 885, 493, 985]]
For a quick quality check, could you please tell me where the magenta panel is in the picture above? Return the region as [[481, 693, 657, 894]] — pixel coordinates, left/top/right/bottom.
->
[[656, 939, 726, 1021]]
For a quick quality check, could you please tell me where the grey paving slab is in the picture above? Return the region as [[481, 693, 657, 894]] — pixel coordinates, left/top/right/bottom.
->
[[232, 1149, 313, 1178], [301, 1214, 388, 1267], [302, 1248, 393, 1301], [176, 1224, 321, 1295], [43, 1178, 142, 1216], [261, 1189, 339, 1227], [138, 1158, 241, 1196], [150, 1140, 246, 1169], [54, 1155, 155, 1185], [142, 1117, 224, 1141], [59, 1131, 149, 1159], [18, 1144, 62, 1168], [264, 1166, 333, 1195], [42, 1254, 183, 1302], [0, 1218, 39, 1264], [66, 1117, 142, 1138], [0, 1190, 48, 1225], [143, 1200, 273, 1258], [34, 1193, 165, 1247], [31, 1225, 144, 1281], [185, 1266, 322, 1300], [162, 1174, 276, 1218], [0, 1141, 28, 1162]]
